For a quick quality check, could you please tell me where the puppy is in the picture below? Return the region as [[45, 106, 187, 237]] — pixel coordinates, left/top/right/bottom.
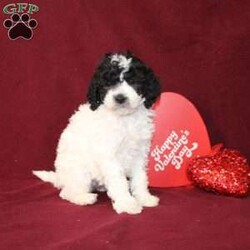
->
[[33, 51, 161, 214]]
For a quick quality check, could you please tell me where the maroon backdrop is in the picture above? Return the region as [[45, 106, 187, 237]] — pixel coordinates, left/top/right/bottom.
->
[[1, 1, 250, 249]]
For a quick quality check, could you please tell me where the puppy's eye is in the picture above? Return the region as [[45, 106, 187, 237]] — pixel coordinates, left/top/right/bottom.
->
[[103, 71, 120, 85], [129, 81, 143, 93], [129, 79, 139, 85], [111, 60, 119, 66]]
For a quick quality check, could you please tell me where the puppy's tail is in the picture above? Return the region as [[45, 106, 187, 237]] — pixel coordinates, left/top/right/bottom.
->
[[33, 170, 59, 188]]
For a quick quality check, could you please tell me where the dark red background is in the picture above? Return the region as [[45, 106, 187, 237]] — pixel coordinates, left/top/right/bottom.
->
[[1, 1, 250, 249]]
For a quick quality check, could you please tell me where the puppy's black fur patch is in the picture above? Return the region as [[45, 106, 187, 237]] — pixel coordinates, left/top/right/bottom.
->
[[87, 51, 161, 111]]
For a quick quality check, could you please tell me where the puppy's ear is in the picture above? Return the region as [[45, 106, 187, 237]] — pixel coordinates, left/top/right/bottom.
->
[[87, 72, 102, 111], [143, 68, 161, 109], [87, 54, 112, 110]]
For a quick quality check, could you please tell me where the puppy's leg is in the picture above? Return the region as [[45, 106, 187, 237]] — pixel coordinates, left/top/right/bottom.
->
[[130, 162, 159, 207], [58, 170, 97, 206], [101, 160, 142, 214]]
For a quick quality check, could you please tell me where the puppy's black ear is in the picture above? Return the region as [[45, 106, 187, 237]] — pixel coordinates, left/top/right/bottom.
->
[[87, 54, 112, 110], [143, 68, 161, 109], [87, 73, 102, 111]]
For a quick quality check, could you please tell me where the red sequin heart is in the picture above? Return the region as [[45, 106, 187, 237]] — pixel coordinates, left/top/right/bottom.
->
[[187, 144, 250, 197]]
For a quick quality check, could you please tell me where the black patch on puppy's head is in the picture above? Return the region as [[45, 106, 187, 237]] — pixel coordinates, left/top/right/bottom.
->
[[87, 53, 122, 110], [123, 55, 161, 109], [87, 52, 161, 111]]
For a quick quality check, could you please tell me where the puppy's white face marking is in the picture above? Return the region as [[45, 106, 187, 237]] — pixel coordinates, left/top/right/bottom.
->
[[103, 81, 144, 116], [107, 54, 143, 115], [111, 54, 132, 81]]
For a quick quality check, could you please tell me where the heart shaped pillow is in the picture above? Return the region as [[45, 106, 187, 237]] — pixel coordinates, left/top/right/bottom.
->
[[187, 144, 250, 197], [148, 92, 211, 187]]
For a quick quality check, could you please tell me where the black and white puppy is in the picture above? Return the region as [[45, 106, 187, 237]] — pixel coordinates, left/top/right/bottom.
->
[[33, 52, 161, 214]]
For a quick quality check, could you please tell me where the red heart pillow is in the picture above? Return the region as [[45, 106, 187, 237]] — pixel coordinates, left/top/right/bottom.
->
[[148, 92, 211, 187], [187, 144, 250, 197]]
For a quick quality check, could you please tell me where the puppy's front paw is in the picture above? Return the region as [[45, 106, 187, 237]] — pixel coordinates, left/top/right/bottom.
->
[[113, 197, 143, 215], [137, 194, 159, 207]]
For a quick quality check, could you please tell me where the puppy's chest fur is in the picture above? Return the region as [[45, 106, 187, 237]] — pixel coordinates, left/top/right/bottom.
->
[[96, 111, 154, 182], [58, 104, 155, 178], [103, 105, 154, 147]]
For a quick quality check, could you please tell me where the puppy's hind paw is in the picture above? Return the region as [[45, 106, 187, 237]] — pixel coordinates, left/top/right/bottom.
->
[[59, 190, 98, 206]]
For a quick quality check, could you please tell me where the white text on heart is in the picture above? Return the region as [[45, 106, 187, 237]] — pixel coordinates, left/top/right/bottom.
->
[[151, 130, 198, 171]]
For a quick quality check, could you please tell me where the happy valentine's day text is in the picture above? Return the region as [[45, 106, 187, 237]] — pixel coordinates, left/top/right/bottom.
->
[[151, 130, 198, 171]]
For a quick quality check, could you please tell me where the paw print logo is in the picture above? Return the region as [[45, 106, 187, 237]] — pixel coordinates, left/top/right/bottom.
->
[[3, 13, 38, 40]]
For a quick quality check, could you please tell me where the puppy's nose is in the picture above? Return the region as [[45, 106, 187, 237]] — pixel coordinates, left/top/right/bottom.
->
[[114, 94, 127, 104]]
